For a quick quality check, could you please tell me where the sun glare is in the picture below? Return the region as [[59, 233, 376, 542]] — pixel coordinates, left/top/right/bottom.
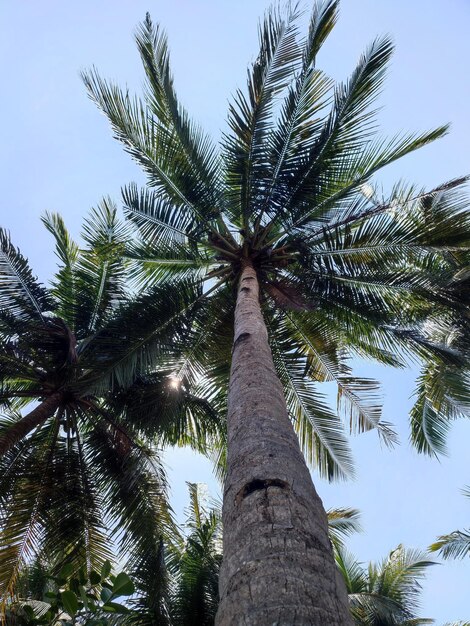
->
[[168, 374, 182, 390]]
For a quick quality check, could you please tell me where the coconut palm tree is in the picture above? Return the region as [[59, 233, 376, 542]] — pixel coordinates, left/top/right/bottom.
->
[[82, 1, 470, 622], [0, 203, 221, 612]]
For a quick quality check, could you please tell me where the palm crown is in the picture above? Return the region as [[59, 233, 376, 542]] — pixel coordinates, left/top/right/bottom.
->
[[83, 1, 469, 480]]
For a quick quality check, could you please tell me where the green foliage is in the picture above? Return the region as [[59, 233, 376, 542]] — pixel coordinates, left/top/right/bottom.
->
[[7, 561, 133, 625], [0, 204, 222, 607], [169, 484, 222, 626], [335, 544, 436, 625]]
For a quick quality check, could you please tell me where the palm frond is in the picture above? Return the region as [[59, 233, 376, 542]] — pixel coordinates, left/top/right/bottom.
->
[[223, 2, 302, 225], [76, 278, 204, 391], [39, 412, 113, 576], [430, 530, 470, 560], [305, 0, 339, 67], [256, 0, 338, 224], [135, 13, 222, 215], [327, 507, 361, 551], [282, 310, 397, 444], [74, 198, 129, 335], [268, 314, 354, 480], [278, 35, 395, 222], [0, 421, 59, 605], [122, 184, 219, 286], [334, 545, 367, 594], [410, 363, 470, 456], [82, 72, 219, 233], [0, 229, 54, 322], [41, 212, 80, 327]]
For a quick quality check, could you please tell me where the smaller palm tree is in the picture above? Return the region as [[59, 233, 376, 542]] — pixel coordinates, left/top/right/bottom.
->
[[169, 484, 222, 626], [0, 204, 221, 609], [335, 544, 435, 625]]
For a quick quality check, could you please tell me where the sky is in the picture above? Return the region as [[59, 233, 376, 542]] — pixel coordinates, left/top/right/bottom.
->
[[1, 0, 469, 621]]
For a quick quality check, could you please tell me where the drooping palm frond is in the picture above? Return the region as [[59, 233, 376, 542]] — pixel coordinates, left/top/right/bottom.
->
[[86, 419, 174, 625], [281, 310, 397, 443], [410, 364, 470, 456], [267, 313, 354, 480], [39, 417, 114, 576], [326, 507, 361, 551]]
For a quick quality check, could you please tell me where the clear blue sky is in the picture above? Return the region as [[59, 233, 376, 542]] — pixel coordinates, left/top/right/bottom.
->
[[1, 0, 469, 621]]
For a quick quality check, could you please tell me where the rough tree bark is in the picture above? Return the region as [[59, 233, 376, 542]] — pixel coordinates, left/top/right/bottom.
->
[[216, 262, 353, 625], [0, 392, 62, 456]]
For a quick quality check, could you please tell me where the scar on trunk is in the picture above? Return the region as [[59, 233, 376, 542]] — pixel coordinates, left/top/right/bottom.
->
[[233, 332, 250, 349], [236, 478, 289, 503]]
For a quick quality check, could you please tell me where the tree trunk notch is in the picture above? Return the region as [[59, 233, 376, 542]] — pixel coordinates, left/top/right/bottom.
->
[[216, 263, 353, 625]]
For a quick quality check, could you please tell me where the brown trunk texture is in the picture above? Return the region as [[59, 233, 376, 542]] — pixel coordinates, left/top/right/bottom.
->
[[216, 263, 353, 625], [0, 393, 62, 457]]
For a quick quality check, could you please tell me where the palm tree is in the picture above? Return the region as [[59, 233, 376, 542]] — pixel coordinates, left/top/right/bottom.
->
[[127, 487, 359, 626], [0, 203, 221, 612], [82, 1, 470, 622], [335, 544, 435, 625], [169, 484, 222, 626]]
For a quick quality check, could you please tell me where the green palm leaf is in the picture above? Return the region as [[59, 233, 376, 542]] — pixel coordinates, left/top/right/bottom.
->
[[0, 229, 54, 322]]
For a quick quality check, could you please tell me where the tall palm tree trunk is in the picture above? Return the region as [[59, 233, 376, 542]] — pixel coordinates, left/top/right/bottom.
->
[[0, 393, 62, 456], [216, 262, 352, 625]]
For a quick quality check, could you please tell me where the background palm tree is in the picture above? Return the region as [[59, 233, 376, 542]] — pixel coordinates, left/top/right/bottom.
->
[[0, 204, 221, 612], [335, 544, 435, 625], [115, 488, 359, 626], [82, 0, 470, 622]]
